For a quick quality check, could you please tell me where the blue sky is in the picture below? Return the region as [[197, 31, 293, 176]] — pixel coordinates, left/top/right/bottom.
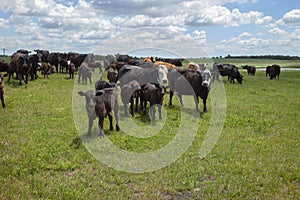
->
[[0, 0, 299, 57]]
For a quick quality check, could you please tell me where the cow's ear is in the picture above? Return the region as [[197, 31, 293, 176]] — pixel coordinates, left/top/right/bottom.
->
[[78, 91, 85, 96]]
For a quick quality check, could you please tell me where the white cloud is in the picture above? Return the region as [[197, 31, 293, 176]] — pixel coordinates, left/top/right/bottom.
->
[[268, 27, 287, 35], [277, 9, 300, 27]]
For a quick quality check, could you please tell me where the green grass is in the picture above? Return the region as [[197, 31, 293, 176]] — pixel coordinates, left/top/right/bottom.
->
[[0, 64, 299, 199], [185, 58, 300, 68]]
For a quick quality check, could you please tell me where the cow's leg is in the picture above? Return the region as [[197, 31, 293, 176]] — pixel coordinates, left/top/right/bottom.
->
[[143, 101, 147, 115], [135, 95, 139, 113], [151, 105, 156, 121], [158, 104, 162, 120], [0, 95, 5, 108], [124, 103, 129, 117], [203, 97, 208, 113], [114, 107, 120, 131], [77, 72, 81, 83], [140, 91, 144, 110], [87, 117, 93, 137], [89, 77, 92, 85], [18, 74, 23, 85], [169, 90, 173, 107], [98, 116, 105, 137], [178, 94, 184, 108], [108, 112, 113, 130], [193, 95, 200, 112], [25, 74, 28, 84], [8, 73, 12, 82], [129, 97, 134, 117]]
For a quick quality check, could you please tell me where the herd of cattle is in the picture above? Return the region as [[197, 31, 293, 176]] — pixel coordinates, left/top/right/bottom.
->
[[0, 49, 282, 136]]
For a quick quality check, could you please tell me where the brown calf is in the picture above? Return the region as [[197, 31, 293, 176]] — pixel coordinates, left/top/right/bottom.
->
[[0, 73, 8, 108]]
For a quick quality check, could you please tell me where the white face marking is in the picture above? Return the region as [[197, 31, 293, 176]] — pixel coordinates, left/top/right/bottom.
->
[[157, 65, 168, 87], [202, 69, 212, 87]]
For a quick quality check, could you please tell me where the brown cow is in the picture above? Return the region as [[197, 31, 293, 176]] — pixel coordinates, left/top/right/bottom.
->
[[107, 67, 118, 83], [68, 62, 75, 79], [0, 73, 8, 108], [242, 65, 256, 76], [0, 60, 9, 73], [8, 53, 31, 85], [269, 64, 280, 80], [40, 62, 55, 78]]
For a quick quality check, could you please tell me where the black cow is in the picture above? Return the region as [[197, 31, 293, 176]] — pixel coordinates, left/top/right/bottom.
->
[[270, 64, 280, 80], [16, 49, 31, 55], [0, 73, 8, 108], [34, 49, 49, 63], [67, 52, 88, 69], [169, 69, 212, 112], [8, 53, 31, 85], [242, 65, 256, 76], [48, 52, 59, 73], [142, 83, 165, 121], [29, 54, 42, 80], [213, 63, 243, 84], [95, 79, 120, 136], [121, 80, 141, 117], [266, 66, 272, 77], [59, 59, 69, 73]]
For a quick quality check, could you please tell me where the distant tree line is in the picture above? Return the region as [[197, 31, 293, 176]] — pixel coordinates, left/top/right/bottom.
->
[[224, 55, 300, 60]]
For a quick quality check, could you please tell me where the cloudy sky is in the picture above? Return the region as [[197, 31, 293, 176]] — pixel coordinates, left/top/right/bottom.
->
[[0, 0, 299, 58]]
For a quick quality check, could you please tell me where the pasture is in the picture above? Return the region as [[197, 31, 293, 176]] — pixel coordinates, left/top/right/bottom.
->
[[0, 59, 299, 199]]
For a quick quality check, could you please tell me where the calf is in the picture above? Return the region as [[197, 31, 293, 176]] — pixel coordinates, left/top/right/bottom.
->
[[95, 88, 120, 136], [59, 59, 69, 73], [68, 62, 75, 79], [29, 54, 42, 80], [78, 90, 97, 137], [242, 65, 256, 76], [142, 83, 165, 121], [121, 80, 141, 117], [0, 73, 8, 108], [78, 62, 92, 84], [40, 62, 55, 78]]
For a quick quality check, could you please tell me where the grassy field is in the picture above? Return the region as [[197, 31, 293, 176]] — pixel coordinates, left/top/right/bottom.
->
[[0, 59, 299, 199]]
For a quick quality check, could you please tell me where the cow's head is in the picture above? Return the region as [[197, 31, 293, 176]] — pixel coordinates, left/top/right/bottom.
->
[[237, 72, 243, 84], [157, 65, 169, 87], [78, 90, 95, 113], [201, 69, 212, 87], [18, 55, 30, 69]]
